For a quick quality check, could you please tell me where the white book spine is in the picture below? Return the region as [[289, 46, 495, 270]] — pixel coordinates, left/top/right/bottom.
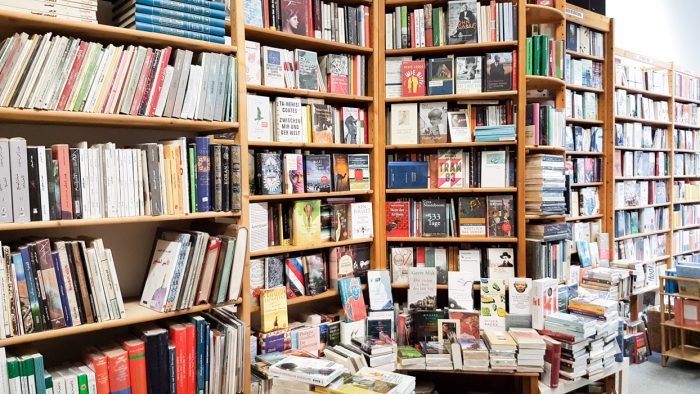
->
[[35, 145, 50, 221], [9, 138, 30, 223], [133, 149, 143, 216], [16, 33, 52, 108], [104, 249, 125, 319], [0, 139, 13, 223], [82, 44, 113, 113], [0, 35, 32, 105], [46, 38, 79, 110], [91, 240, 119, 320], [77, 145, 89, 219], [0, 256, 7, 339], [32, 36, 68, 109], [140, 150, 151, 216], [155, 65, 174, 117], [178, 138, 190, 214], [106, 47, 133, 114], [157, 145, 167, 214]]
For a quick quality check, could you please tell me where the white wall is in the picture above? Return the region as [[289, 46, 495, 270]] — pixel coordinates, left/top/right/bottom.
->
[[607, 0, 700, 74]]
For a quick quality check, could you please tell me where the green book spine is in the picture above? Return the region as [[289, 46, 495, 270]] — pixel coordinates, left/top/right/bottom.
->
[[72, 44, 104, 112], [557, 40, 564, 79], [541, 35, 549, 77], [7, 358, 20, 392], [22, 357, 35, 393], [526, 38, 533, 75], [432, 8, 439, 47], [45, 373, 53, 393], [77, 370, 89, 394], [401, 6, 408, 48], [533, 35, 541, 76], [188, 145, 197, 212], [33, 355, 45, 394]]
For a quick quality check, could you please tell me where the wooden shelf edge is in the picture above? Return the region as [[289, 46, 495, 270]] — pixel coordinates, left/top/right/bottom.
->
[[250, 238, 374, 257], [386, 188, 517, 194], [247, 84, 372, 103], [386, 41, 518, 56], [565, 50, 604, 62], [248, 141, 373, 149], [614, 85, 672, 100], [386, 141, 516, 150], [614, 228, 670, 241], [526, 4, 566, 25], [249, 190, 373, 201], [662, 321, 700, 333], [244, 25, 372, 54], [385, 91, 517, 103], [387, 236, 517, 243]]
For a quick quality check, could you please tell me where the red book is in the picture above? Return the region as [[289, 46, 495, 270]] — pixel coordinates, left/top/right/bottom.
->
[[385, 201, 410, 237], [169, 323, 188, 394], [512, 50, 518, 90], [360, 109, 368, 143], [490, 0, 497, 42], [429, 154, 438, 188], [401, 61, 426, 97], [57, 41, 89, 111], [102, 346, 131, 394], [148, 47, 173, 116], [195, 237, 222, 304], [363, 6, 370, 47], [535, 329, 576, 343], [122, 338, 147, 394], [129, 48, 154, 115], [83, 348, 109, 394], [409, 12, 415, 48], [415, 247, 426, 266], [263, 0, 270, 28], [354, 55, 361, 96], [541, 336, 561, 388], [306, 0, 313, 36], [135, 48, 162, 116], [51, 144, 73, 219], [183, 322, 196, 394]]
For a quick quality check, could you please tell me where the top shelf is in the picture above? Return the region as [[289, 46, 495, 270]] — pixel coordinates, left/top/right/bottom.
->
[[244, 26, 372, 55], [0, 9, 235, 54], [526, 4, 566, 25]]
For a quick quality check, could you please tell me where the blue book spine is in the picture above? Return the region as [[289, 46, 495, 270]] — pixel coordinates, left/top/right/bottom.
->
[[136, 4, 226, 28], [50, 252, 72, 327], [190, 317, 205, 393], [194, 137, 211, 212], [163, 235, 190, 312], [204, 323, 210, 393], [18, 247, 43, 331], [134, 0, 226, 19], [134, 21, 226, 44], [387, 162, 429, 189], [33, 355, 45, 394], [135, 13, 225, 36]]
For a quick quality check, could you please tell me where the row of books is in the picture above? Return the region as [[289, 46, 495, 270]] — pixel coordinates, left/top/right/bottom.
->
[[614, 180, 667, 208], [0, 137, 242, 224], [386, 148, 515, 190], [613, 234, 666, 271], [251, 152, 370, 195], [0, 0, 97, 23], [570, 157, 603, 184], [615, 150, 668, 178], [385, 0, 518, 50], [247, 95, 368, 144], [613, 206, 669, 238], [0, 309, 246, 394], [113, 0, 229, 43], [675, 129, 700, 151], [525, 154, 566, 215], [525, 35, 563, 79], [566, 89, 598, 121], [525, 237, 569, 282], [387, 101, 515, 145], [569, 186, 601, 218], [615, 58, 669, 94], [566, 21, 604, 58], [566, 56, 603, 89], [0, 237, 123, 338], [674, 102, 699, 126], [139, 227, 247, 313], [0, 33, 236, 121], [674, 253, 700, 266], [672, 203, 700, 228], [673, 152, 700, 177], [616, 90, 670, 121], [386, 196, 514, 239], [673, 229, 700, 257], [390, 246, 516, 284], [675, 71, 700, 101], [565, 126, 603, 153], [248, 200, 374, 252], [244, 0, 371, 48], [614, 123, 667, 149], [673, 180, 700, 202], [246, 42, 366, 95], [525, 103, 566, 147]]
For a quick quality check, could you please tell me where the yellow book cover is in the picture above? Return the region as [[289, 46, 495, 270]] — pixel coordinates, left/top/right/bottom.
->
[[260, 287, 288, 333], [94, 46, 123, 112], [162, 144, 176, 214], [292, 199, 321, 246]]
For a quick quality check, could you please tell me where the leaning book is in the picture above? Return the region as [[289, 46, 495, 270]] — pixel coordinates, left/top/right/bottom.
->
[[269, 356, 346, 386]]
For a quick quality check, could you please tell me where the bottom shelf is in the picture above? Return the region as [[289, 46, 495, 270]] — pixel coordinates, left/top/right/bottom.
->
[[537, 359, 627, 394], [0, 298, 242, 347], [664, 344, 700, 363]]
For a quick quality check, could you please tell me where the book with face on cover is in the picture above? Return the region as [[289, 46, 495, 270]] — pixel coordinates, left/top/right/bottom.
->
[[487, 248, 515, 279], [389, 103, 418, 145], [419, 102, 448, 143], [509, 278, 533, 315], [260, 287, 288, 333], [338, 277, 367, 322], [280, 0, 310, 35]]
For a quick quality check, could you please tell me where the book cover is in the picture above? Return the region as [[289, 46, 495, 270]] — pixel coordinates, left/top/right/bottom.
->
[[122, 338, 147, 394], [421, 199, 448, 237], [262, 46, 285, 87], [386, 201, 410, 237], [413, 310, 442, 342], [296, 49, 319, 91], [323, 54, 350, 95], [458, 249, 482, 281], [328, 246, 355, 289], [311, 104, 334, 143], [428, 57, 454, 95], [292, 199, 321, 246], [304, 154, 332, 192], [330, 204, 349, 242], [390, 247, 413, 285], [448, 310, 480, 341], [480, 278, 507, 330], [352, 244, 371, 281], [341, 107, 362, 144], [280, 0, 310, 35], [260, 287, 289, 333], [387, 161, 429, 189], [282, 153, 305, 194], [256, 152, 282, 195], [338, 277, 367, 322], [269, 356, 345, 387], [484, 52, 513, 92], [303, 254, 327, 296], [508, 278, 533, 315], [367, 270, 393, 311], [401, 60, 426, 97], [140, 239, 180, 312], [459, 197, 486, 236], [486, 195, 515, 237], [296, 326, 321, 357], [448, 0, 478, 45], [245, 40, 262, 83], [487, 248, 515, 279], [481, 150, 507, 188], [419, 102, 448, 143], [340, 319, 366, 345], [348, 154, 370, 191], [264, 256, 284, 289], [275, 97, 306, 142], [332, 154, 350, 192], [531, 278, 558, 330], [349, 202, 373, 239], [389, 103, 418, 145], [437, 318, 460, 345], [447, 110, 471, 143], [408, 267, 437, 310], [456, 56, 482, 94], [447, 271, 473, 310], [247, 94, 271, 141]]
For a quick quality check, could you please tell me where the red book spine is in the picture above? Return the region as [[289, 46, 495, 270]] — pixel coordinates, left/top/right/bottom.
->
[[52, 144, 73, 219], [424, 5, 433, 47], [57, 42, 89, 111], [307, 0, 314, 36], [84, 352, 109, 394], [105, 349, 131, 393], [543, 337, 561, 388], [195, 237, 222, 304], [361, 109, 368, 143], [130, 48, 154, 115], [363, 5, 370, 48], [148, 47, 173, 116], [409, 12, 415, 48], [263, 0, 270, 28], [490, 0, 497, 42], [512, 50, 518, 91], [122, 340, 147, 394], [415, 247, 425, 266], [100, 50, 125, 114], [169, 325, 188, 394], [184, 323, 196, 394]]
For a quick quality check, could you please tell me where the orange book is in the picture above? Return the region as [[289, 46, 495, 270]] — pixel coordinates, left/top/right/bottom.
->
[[102, 346, 131, 394], [183, 322, 196, 394], [83, 348, 109, 394], [122, 338, 147, 394], [51, 144, 73, 219], [169, 323, 188, 394]]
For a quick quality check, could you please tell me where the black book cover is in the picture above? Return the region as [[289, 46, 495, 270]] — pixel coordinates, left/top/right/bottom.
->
[[229, 144, 242, 212], [483, 52, 513, 92], [210, 144, 222, 211], [159, 330, 170, 394], [486, 195, 515, 237], [49, 158, 62, 221], [347, 7, 357, 46], [45, 149, 57, 221], [412, 310, 443, 343], [140, 329, 161, 394], [27, 243, 49, 331], [566, 22, 578, 51], [256, 152, 283, 195], [69, 148, 83, 219], [221, 145, 231, 212], [168, 345, 177, 394], [72, 241, 96, 324], [26, 147, 42, 221], [63, 243, 86, 324], [421, 199, 448, 237]]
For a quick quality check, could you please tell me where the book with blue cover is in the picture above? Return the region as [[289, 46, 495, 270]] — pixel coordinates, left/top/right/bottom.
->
[[428, 58, 454, 95], [338, 277, 367, 322], [387, 162, 429, 189], [113, 0, 227, 20]]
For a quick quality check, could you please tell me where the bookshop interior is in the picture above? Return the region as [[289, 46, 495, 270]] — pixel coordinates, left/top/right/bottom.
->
[[2, 0, 700, 393]]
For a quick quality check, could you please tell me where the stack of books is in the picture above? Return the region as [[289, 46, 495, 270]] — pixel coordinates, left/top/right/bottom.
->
[[525, 154, 567, 215], [558, 335, 591, 382], [113, 0, 228, 44], [483, 330, 517, 372], [473, 124, 517, 142], [509, 328, 546, 373], [580, 267, 633, 301], [545, 312, 598, 341], [421, 341, 453, 370], [0, 0, 97, 23], [585, 319, 620, 381], [348, 336, 398, 371], [459, 339, 490, 371], [397, 346, 426, 370], [269, 355, 347, 386]]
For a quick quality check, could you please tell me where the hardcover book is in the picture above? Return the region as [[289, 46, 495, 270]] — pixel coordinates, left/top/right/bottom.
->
[[367, 270, 393, 311], [328, 246, 356, 289], [458, 249, 482, 281], [486, 195, 515, 237], [408, 267, 437, 310], [421, 199, 448, 237], [390, 247, 413, 285], [348, 154, 370, 190], [349, 202, 374, 239], [401, 61, 426, 97], [304, 154, 332, 192], [481, 150, 507, 188], [447, 271, 474, 310], [260, 287, 288, 333], [256, 153, 282, 195], [247, 94, 271, 141], [341, 107, 363, 144], [484, 52, 514, 92], [448, 310, 480, 341], [387, 161, 429, 189], [487, 248, 515, 279], [389, 103, 418, 145], [338, 277, 367, 322], [447, 110, 471, 143], [280, 0, 310, 35], [508, 278, 533, 315], [459, 197, 486, 236], [303, 254, 327, 296], [274, 97, 306, 142], [311, 104, 334, 143], [385, 201, 410, 237], [437, 318, 460, 345], [419, 102, 448, 143], [448, 0, 478, 45], [283, 153, 305, 194], [332, 154, 350, 192], [245, 40, 262, 84], [264, 256, 285, 289], [413, 310, 442, 342], [262, 46, 285, 88], [295, 49, 320, 91], [428, 58, 454, 95], [366, 312, 395, 340], [456, 56, 482, 93], [330, 204, 349, 242], [292, 200, 321, 246], [532, 278, 559, 330], [480, 278, 507, 330]]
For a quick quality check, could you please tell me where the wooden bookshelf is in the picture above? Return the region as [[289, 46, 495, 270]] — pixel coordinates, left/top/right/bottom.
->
[[249, 190, 373, 201], [386, 41, 518, 56], [385, 91, 517, 103], [386, 141, 516, 150], [387, 237, 518, 243], [386, 187, 517, 194], [244, 25, 372, 54], [247, 84, 373, 103], [248, 141, 373, 150]]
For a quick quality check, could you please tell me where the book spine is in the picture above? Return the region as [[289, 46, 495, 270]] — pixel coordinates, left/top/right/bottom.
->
[[11, 253, 35, 334], [148, 47, 173, 116], [191, 318, 205, 393], [133, 22, 226, 44], [168, 345, 177, 394], [68, 148, 83, 219], [9, 138, 30, 223], [26, 147, 42, 222], [131, 13, 226, 36], [137, 49, 161, 116], [0, 140, 12, 223], [35, 239, 67, 329], [52, 145, 73, 220], [50, 251, 72, 327], [134, 4, 226, 28], [169, 326, 187, 394], [210, 144, 222, 211], [123, 341, 147, 394], [221, 145, 230, 212], [130, 0, 227, 17], [20, 247, 45, 331], [229, 144, 241, 212], [194, 137, 210, 212]]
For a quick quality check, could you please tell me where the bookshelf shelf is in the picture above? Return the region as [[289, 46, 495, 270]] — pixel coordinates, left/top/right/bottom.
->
[[615, 175, 670, 180], [385, 41, 518, 56], [248, 141, 373, 150], [672, 149, 700, 153], [614, 85, 672, 100], [662, 321, 700, 333], [385, 0, 447, 6], [674, 96, 700, 105], [632, 284, 659, 296], [0, 9, 237, 54], [385, 141, 516, 150], [247, 85, 373, 104], [566, 151, 604, 156], [614, 116, 672, 127], [250, 284, 368, 313], [661, 292, 700, 301], [406, 369, 539, 377], [243, 26, 372, 55], [565, 214, 604, 222], [566, 85, 605, 94], [525, 214, 566, 221], [673, 122, 700, 129], [526, 75, 565, 91], [614, 146, 671, 152], [249, 190, 373, 201], [570, 182, 604, 187], [566, 118, 604, 126], [525, 4, 566, 25], [526, 145, 566, 153], [0, 108, 237, 131], [664, 344, 700, 364], [660, 275, 700, 283], [674, 199, 700, 205], [615, 202, 671, 211], [0, 212, 240, 231], [565, 49, 604, 62], [652, 255, 672, 262], [614, 228, 670, 241], [386, 188, 517, 194], [672, 247, 700, 257], [385, 91, 518, 103], [0, 298, 241, 347], [249, 238, 374, 257], [387, 236, 518, 243]]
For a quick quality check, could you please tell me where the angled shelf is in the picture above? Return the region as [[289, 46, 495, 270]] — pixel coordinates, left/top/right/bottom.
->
[[247, 85, 373, 104], [249, 190, 373, 201], [250, 238, 374, 257], [248, 141, 373, 150], [244, 26, 372, 55], [386, 141, 516, 150], [386, 41, 518, 56], [526, 75, 566, 91], [526, 4, 566, 25], [614, 85, 672, 100], [566, 49, 604, 62], [386, 188, 517, 195], [387, 236, 518, 243], [385, 91, 517, 103]]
